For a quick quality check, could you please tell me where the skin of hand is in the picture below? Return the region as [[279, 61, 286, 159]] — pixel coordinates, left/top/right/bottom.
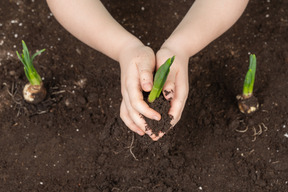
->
[[47, 0, 249, 141], [156, 47, 189, 131], [153, 0, 249, 139], [46, 0, 161, 140], [118, 43, 163, 141]]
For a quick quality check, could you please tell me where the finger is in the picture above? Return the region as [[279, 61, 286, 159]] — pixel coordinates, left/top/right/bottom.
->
[[122, 92, 158, 140], [122, 97, 163, 141], [151, 132, 165, 141], [126, 80, 161, 121], [156, 51, 176, 101], [137, 50, 155, 92], [169, 98, 185, 126], [127, 107, 157, 140], [129, 111, 153, 136], [120, 101, 145, 136], [162, 69, 176, 101], [169, 72, 189, 127]]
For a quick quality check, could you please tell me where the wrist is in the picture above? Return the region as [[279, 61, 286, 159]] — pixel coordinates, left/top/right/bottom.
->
[[159, 39, 190, 64], [117, 38, 155, 76], [162, 32, 201, 59], [117, 37, 144, 63]]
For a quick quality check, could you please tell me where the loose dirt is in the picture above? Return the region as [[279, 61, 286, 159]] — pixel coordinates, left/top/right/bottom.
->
[[1, 0, 288, 191]]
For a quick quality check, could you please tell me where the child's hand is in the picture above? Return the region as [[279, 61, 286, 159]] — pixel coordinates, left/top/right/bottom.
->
[[156, 46, 189, 132], [118, 43, 162, 141]]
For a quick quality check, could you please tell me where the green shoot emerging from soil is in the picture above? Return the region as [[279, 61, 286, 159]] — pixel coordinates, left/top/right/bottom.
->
[[237, 54, 259, 114], [242, 54, 256, 98], [16, 40, 45, 86], [148, 56, 175, 103]]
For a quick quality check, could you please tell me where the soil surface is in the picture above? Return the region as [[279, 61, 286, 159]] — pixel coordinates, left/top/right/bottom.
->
[[1, 0, 288, 191]]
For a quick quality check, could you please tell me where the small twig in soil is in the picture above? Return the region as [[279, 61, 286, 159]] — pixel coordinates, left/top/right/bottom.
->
[[127, 186, 144, 192], [5, 82, 27, 116], [254, 126, 263, 136], [51, 90, 66, 95], [261, 123, 268, 132], [6, 82, 22, 105], [111, 148, 125, 155], [111, 187, 121, 191], [36, 110, 49, 115], [127, 133, 139, 161], [248, 149, 255, 155], [252, 127, 259, 142], [111, 132, 139, 160], [152, 184, 162, 189], [235, 126, 249, 133], [252, 123, 268, 142], [236, 122, 268, 142]]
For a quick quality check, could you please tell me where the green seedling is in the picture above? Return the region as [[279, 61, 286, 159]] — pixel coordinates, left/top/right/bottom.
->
[[237, 54, 259, 114], [16, 40, 47, 104], [148, 56, 175, 103], [242, 54, 256, 98], [16, 40, 45, 86]]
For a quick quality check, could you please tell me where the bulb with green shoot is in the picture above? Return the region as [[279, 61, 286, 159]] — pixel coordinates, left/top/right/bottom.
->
[[236, 54, 259, 114], [148, 56, 175, 103], [16, 40, 47, 104]]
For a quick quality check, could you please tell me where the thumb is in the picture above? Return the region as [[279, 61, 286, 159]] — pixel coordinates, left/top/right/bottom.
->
[[137, 49, 155, 92], [156, 49, 176, 101]]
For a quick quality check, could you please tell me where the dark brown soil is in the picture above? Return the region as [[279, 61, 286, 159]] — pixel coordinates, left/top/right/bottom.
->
[[144, 95, 173, 136], [1, 0, 288, 191]]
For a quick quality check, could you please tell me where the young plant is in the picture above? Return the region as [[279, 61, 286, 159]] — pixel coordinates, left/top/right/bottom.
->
[[16, 40, 47, 104], [236, 54, 259, 114], [148, 56, 175, 103]]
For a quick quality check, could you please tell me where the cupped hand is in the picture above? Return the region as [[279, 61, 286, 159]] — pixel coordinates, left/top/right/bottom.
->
[[118, 42, 162, 141], [156, 46, 189, 133]]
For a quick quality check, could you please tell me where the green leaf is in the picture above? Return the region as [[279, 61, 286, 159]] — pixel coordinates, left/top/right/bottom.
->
[[243, 54, 257, 96], [148, 56, 175, 103], [16, 51, 24, 64], [24, 67, 30, 81], [32, 49, 46, 61], [16, 40, 45, 85], [22, 41, 31, 66]]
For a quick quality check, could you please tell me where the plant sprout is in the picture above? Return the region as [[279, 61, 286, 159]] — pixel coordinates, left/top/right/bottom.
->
[[237, 54, 259, 114], [148, 56, 175, 103], [242, 54, 256, 98], [16, 40, 47, 104], [16, 40, 45, 86]]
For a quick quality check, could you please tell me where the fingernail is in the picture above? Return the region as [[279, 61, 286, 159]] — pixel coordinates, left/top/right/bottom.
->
[[153, 116, 160, 121], [143, 83, 152, 92], [146, 130, 152, 136], [137, 130, 144, 135], [150, 134, 156, 140], [159, 132, 165, 138]]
